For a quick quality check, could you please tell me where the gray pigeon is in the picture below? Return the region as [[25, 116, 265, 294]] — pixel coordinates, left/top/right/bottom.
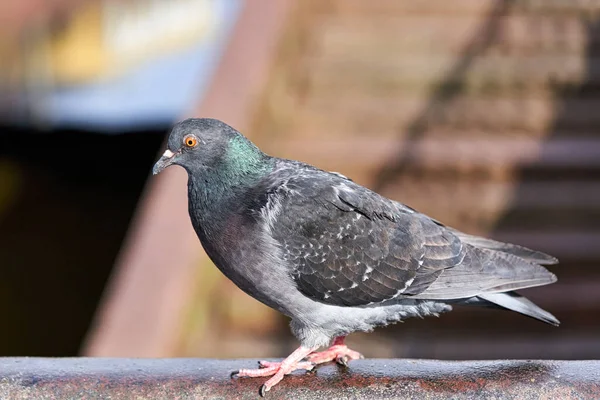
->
[[153, 118, 559, 396]]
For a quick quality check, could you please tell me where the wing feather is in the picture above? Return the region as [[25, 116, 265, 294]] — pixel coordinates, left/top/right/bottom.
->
[[260, 161, 557, 307]]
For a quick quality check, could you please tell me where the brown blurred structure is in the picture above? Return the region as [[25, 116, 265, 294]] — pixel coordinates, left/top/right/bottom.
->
[[86, 0, 600, 360], [84, 0, 296, 358], [0, 0, 88, 39]]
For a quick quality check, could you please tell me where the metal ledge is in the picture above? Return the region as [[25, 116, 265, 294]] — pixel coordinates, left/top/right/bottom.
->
[[1, 358, 599, 399]]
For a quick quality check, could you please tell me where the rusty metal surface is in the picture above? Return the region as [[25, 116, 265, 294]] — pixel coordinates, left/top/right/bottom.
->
[[0, 358, 599, 399]]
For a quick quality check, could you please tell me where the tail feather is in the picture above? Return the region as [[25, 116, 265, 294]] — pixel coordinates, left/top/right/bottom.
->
[[452, 232, 558, 265], [477, 291, 560, 326], [414, 247, 557, 300]]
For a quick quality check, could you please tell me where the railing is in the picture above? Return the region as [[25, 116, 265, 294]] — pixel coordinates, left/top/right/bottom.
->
[[2, 358, 599, 399]]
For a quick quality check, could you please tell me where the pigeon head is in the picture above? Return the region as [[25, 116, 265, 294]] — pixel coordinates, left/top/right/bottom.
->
[[153, 118, 269, 178]]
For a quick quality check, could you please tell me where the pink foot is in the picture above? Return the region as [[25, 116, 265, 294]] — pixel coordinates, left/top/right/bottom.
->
[[231, 346, 316, 396], [306, 336, 364, 367], [233, 360, 314, 379], [257, 360, 314, 370]]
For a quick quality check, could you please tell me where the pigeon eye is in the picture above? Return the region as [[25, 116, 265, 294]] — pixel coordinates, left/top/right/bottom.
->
[[183, 135, 198, 148]]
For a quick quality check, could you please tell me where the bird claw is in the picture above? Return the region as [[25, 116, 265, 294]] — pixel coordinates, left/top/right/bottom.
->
[[336, 356, 349, 367], [234, 346, 317, 395], [306, 363, 318, 374], [257, 360, 276, 368], [259, 383, 268, 397]]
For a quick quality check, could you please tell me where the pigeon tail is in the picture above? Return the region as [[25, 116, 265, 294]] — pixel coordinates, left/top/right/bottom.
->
[[411, 245, 557, 300], [452, 232, 558, 265], [477, 291, 560, 326]]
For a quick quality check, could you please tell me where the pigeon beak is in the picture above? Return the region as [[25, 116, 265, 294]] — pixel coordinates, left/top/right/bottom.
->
[[152, 149, 177, 175]]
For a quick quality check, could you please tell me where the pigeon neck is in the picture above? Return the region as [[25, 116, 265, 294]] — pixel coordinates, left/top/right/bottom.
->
[[218, 135, 272, 183], [188, 136, 273, 214]]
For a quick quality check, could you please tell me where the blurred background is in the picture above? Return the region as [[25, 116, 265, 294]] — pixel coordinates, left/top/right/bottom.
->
[[1, 0, 599, 360]]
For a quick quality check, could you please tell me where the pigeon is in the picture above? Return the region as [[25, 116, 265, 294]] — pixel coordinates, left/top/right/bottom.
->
[[153, 118, 559, 396]]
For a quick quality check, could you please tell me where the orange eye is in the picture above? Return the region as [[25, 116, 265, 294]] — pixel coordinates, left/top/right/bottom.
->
[[183, 135, 198, 148]]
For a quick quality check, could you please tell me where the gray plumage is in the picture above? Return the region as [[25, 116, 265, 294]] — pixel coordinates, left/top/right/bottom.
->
[[153, 118, 559, 350]]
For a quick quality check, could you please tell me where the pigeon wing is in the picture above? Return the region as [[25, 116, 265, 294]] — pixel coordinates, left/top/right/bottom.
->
[[262, 164, 556, 306], [264, 170, 463, 306]]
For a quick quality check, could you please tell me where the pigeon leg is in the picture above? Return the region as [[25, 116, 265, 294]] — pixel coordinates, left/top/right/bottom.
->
[[306, 336, 364, 366], [232, 346, 317, 396]]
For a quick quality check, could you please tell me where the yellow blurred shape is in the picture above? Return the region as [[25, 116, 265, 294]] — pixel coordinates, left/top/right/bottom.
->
[[49, 3, 105, 85]]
